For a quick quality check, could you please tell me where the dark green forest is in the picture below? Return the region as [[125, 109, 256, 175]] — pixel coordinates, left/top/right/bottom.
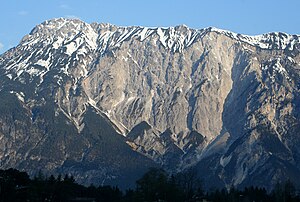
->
[[0, 168, 299, 202]]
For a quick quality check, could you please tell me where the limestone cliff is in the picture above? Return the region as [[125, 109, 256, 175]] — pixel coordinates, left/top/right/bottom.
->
[[0, 18, 300, 189]]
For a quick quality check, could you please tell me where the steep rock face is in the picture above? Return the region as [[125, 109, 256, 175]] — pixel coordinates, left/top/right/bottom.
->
[[196, 45, 300, 189], [0, 18, 157, 188], [0, 18, 300, 189]]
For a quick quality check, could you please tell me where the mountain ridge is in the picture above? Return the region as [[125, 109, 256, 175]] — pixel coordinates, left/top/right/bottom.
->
[[18, 18, 300, 54], [0, 18, 300, 190]]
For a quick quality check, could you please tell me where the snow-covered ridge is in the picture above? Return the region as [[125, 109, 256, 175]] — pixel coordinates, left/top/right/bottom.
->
[[209, 27, 300, 50], [2, 18, 299, 86], [18, 18, 206, 54], [90, 21, 206, 53], [19, 18, 300, 55]]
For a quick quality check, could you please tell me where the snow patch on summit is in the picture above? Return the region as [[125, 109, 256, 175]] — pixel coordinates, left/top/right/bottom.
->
[[157, 28, 168, 47], [65, 42, 78, 56], [210, 27, 300, 50], [35, 59, 51, 68]]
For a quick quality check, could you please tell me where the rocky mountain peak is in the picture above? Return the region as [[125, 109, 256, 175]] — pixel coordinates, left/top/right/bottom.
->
[[15, 18, 300, 58], [20, 18, 98, 54], [0, 19, 300, 190], [27, 18, 91, 38]]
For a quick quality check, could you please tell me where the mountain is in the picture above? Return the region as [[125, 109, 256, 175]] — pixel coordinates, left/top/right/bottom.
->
[[0, 18, 300, 190]]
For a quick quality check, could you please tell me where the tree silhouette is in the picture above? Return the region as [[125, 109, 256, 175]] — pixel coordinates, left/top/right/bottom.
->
[[0, 168, 299, 201]]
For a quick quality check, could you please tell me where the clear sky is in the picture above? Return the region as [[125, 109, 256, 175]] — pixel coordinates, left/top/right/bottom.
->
[[1, 0, 300, 54]]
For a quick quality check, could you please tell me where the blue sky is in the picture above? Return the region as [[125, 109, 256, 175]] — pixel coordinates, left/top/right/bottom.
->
[[1, 0, 300, 54]]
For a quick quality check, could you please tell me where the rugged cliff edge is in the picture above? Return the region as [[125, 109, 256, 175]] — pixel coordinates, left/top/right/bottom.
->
[[0, 18, 300, 189]]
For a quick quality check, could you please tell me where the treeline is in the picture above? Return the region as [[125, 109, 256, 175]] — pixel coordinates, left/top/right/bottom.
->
[[0, 167, 299, 202]]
